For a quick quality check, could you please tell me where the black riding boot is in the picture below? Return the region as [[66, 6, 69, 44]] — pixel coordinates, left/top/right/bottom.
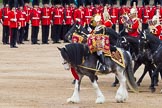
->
[[98, 54, 108, 73]]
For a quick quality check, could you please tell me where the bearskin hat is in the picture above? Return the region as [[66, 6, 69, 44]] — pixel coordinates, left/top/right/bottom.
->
[[18, 0, 24, 7], [53, 0, 62, 5], [78, 0, 83, 7], [24, 0, 30, 3], [120, 0, 127, 6], [32, 0, 40, 6], [3, 0, 9, 6], [42, 0, 50, 4], [85, 0, 92, 6], [94, 0, 100, 5], [9, 0, 18, 9], [110, 0, 117, 5]]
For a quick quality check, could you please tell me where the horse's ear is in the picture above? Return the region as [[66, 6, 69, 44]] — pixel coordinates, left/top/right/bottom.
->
[[57, 47, 62, 51]]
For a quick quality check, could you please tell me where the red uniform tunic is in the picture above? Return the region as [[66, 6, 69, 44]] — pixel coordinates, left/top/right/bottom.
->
[[31, 8, 41, 26], [73, 8, 84, 26], [151, 24, 161, 38], [109, 7, 118, 24], [1, 7, 10, 26], [8, 10, 19, 28], [84, 7, 93, 25], [24, 5, 31, 23], [52, 7, 64, 25], [93, 6, 101, 15], [150, 6, 156, 19], [119, 6, 130, 24], [127, 18, 139, 37], [41, 7, 51, 25], [17, 10, 26, 27], [141, 6, 151, 24], [64, 7, 73, 25]]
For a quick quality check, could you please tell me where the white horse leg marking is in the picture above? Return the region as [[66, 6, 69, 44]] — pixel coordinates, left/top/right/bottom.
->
[[160, 89, 162, 93], [92, 80, 105, 104], [115, 70, 128, 103], [67, 80, 80, 103]]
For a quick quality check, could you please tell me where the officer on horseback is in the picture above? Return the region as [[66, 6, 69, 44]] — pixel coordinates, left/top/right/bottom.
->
[[88, 14, 110, 72]]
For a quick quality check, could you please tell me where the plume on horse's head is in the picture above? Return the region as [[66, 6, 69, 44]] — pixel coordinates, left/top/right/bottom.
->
[[62, 43, 90, 66]]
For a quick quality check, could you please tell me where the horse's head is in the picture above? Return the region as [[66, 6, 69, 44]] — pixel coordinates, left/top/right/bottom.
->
[[116, 36, 130, 50], [58, 47, 71, 70]]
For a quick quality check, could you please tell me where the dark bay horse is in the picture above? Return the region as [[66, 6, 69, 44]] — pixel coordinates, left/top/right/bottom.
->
[[140, 32, 162, 92], [117, 33, 155, 88], [58, 43, 138, 103]]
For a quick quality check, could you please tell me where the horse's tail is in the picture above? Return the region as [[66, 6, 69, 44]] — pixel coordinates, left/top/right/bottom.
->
[[125, 51, 139, 93]]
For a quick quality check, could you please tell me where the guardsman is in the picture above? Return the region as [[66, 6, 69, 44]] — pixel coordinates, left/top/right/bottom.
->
[[52, 0, 64, 43], [84, 0, 93, 31], [50, 0, 55, 42], [62, 0, 73, 42], [149, 11, 161, 38], [155, 1, 162, 24], [119, 0, 129, 34], [88, 14, 110, 72], [140, 0, 151, 31], [17, 0, 26, 44], [73, 0, 84, 26], [31, 0, 41, 44], [109, 0, 118, 31], [125, 5, 139, 37], [103, 6, 113, 28], [24, 0, 31, 41], [41, 0, 51, 44], [8, 0, 19, 48], [1, 0, 10, 45], [93, 0, 101, 15]]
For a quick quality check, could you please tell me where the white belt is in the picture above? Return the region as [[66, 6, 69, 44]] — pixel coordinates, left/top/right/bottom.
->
[[111, 16, 116, 18], [66, 16, 71, 18], [54, 15, 61, 18], [144, 16, 149, 18], [32, 17, 40, 20], [4, 16, 8, 18], [42, 16, 50, 18], [85, 16, 92, 18], [19, 18, 25, 20]]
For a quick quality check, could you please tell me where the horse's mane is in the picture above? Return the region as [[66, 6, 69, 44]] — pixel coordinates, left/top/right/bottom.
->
[[105, 28, 120, 45], [146, 33, 161, 45], [64, 43, 90, 66]]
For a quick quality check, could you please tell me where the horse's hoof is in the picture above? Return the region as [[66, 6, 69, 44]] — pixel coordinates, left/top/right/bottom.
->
[[137, 82, 140, 86], [72, 80, 76, 84], [150, 87, 156, 93], [111, 83, 117, 87], [67, 97, 80, 103], [95, 96, 105, 104]]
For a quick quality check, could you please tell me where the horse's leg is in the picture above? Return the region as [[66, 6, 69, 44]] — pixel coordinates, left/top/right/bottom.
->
[[89, 75, 105, 104], [137, 65, 148, 86], [111, 77, 119, 87], [150, 64, 162, 92], [67, 75, 83, 103], [115, 70, 128, 103]]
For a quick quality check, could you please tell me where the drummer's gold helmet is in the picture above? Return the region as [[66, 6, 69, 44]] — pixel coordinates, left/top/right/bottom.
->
[[90, 14, 102, 27]]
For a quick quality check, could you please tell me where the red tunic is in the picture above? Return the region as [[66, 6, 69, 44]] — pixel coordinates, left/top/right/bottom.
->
[[1, 7, 10, 26], [52, 7, 64, 25], [127, 18, 139, 37], [141, 6, 151, 24], [17, 10, 26, 27], [24, 5, 31, 23], [31, 8, 41, 26], [64, 7, 73, 25], [41, 7, 51, 25], [8, 10, 19, 28], [151, 24, 161, 38], [119, 6, 130, 24], [73, 8, 84, 26], [84, 7, 93, 25], [109, 7, 118, 24]]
